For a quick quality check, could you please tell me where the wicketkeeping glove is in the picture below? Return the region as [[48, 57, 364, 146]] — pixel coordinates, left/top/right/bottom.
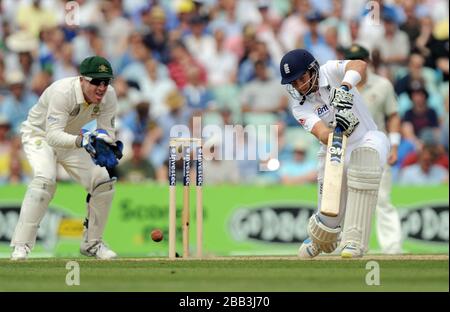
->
[[90, 136, 123, 168], [77, 130, 96, 157], [329, 87, 354, 110], [77, 129, 123, 168]]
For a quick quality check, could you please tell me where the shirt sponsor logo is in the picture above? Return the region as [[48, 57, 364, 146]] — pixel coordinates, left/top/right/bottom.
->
[[316, 104, 329, 117]]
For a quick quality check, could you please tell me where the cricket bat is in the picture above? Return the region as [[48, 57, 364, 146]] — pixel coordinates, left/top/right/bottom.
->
[[320, 126, 347, 217]]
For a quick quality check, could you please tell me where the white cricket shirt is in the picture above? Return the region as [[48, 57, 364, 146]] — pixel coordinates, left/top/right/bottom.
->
[[291, 60, 378, 150], [22, 77, 118, 148]]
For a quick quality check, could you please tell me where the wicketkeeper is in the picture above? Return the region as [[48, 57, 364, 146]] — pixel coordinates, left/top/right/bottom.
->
[[10, 56, 122, 260], [279, 49, 390, 258]]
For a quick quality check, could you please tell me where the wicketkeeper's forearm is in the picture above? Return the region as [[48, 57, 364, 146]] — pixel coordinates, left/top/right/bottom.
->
[[46, 129, 79, 148]]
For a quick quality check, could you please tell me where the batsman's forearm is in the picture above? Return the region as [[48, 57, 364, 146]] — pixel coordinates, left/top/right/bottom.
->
[[311, 121, 333, 145], [342, 60, 367, 89]]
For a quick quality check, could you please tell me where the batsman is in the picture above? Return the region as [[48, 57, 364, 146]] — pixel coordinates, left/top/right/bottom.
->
[[279, 49, 389, 258], [10, 56, 122, 260]]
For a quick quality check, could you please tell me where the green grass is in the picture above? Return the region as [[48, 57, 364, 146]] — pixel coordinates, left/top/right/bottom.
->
[[0, 258, 447, 292]]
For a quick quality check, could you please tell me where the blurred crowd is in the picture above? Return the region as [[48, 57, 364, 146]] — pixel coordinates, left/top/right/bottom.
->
[[0, 0, 448, 186]]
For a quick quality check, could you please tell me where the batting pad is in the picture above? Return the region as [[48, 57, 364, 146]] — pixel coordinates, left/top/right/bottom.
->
[[342, 147, 382, 253], [11, 178, 56, 248], [84, 178, 116, 244], [308, 213, 341, 253]]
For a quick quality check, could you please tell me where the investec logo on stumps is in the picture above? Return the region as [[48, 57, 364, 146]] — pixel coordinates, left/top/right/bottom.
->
[[169, 146, 177, 186], [196, 146, 203, 186], [183, 146, 191, 186]]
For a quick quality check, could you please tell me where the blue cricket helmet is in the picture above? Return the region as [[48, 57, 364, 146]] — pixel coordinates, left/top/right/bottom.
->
[[280, 49, 318, 85]]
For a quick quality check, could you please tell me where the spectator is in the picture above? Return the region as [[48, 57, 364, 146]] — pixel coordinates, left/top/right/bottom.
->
[[142, 6, 172, 64], [395, 53, 436, 95], [183, 66, 216, 114], [240, 60, 288, 120], [319, 0, 353, 49], [0, 58, 8, 97], [117, 140, 156, 183], [120, 35, 163, 84], [303, 11, 336, 65], [206, 28, 238, 87], [139, 58, 177, 119], [399, 0, 421, 51], [401, 80, 440, 146], [414, 15, 449, 84], [254, 0, 284, 64], [150, 89, 192, 180], [203, 136, 240, 185], [0, 115, 13, 184], [52, 42, 78, 80], [30, 71, 53, 96], [167, 40, 207, 89], [112, 76, 142, 118], [16, 0, 57, 38], [98, 0, 133, 68], [357, 0, 402, 52], [278, 0, 310, 52], [395, 53, 444, 118], [121, 99, 153, 144], [238, 40, 278, 84], [0, 70, 38, 135], [278, 140, 317, 185], [398, 144, 448, 185], [4, 31, 40, 88], [183, 14, 215, 68], [72, 25, 105, 66], [440, 96, 449, 152], [373, 10, 410, 78]]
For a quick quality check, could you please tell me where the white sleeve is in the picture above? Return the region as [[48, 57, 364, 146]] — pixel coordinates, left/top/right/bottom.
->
[[292, 105, 321, 133], [96, 88, 118, 140], [45, 91, 79, 148], [323, 60, 350, 84]]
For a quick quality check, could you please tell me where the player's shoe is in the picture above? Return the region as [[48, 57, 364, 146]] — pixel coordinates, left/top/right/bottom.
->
[[341, 243, 363, 258], [11, 245, 31, 261], [298, 238, 321, 258], [80, 241, 117, 260]]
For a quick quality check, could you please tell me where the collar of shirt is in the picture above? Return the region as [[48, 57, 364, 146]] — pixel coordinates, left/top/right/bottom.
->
[[318, 68, 329, 89], [75, 77, 86, 105]]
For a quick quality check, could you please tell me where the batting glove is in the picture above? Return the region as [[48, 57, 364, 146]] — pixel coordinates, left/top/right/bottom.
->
[[329, 87, 354, 110], [335, 109, 359, 137]]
